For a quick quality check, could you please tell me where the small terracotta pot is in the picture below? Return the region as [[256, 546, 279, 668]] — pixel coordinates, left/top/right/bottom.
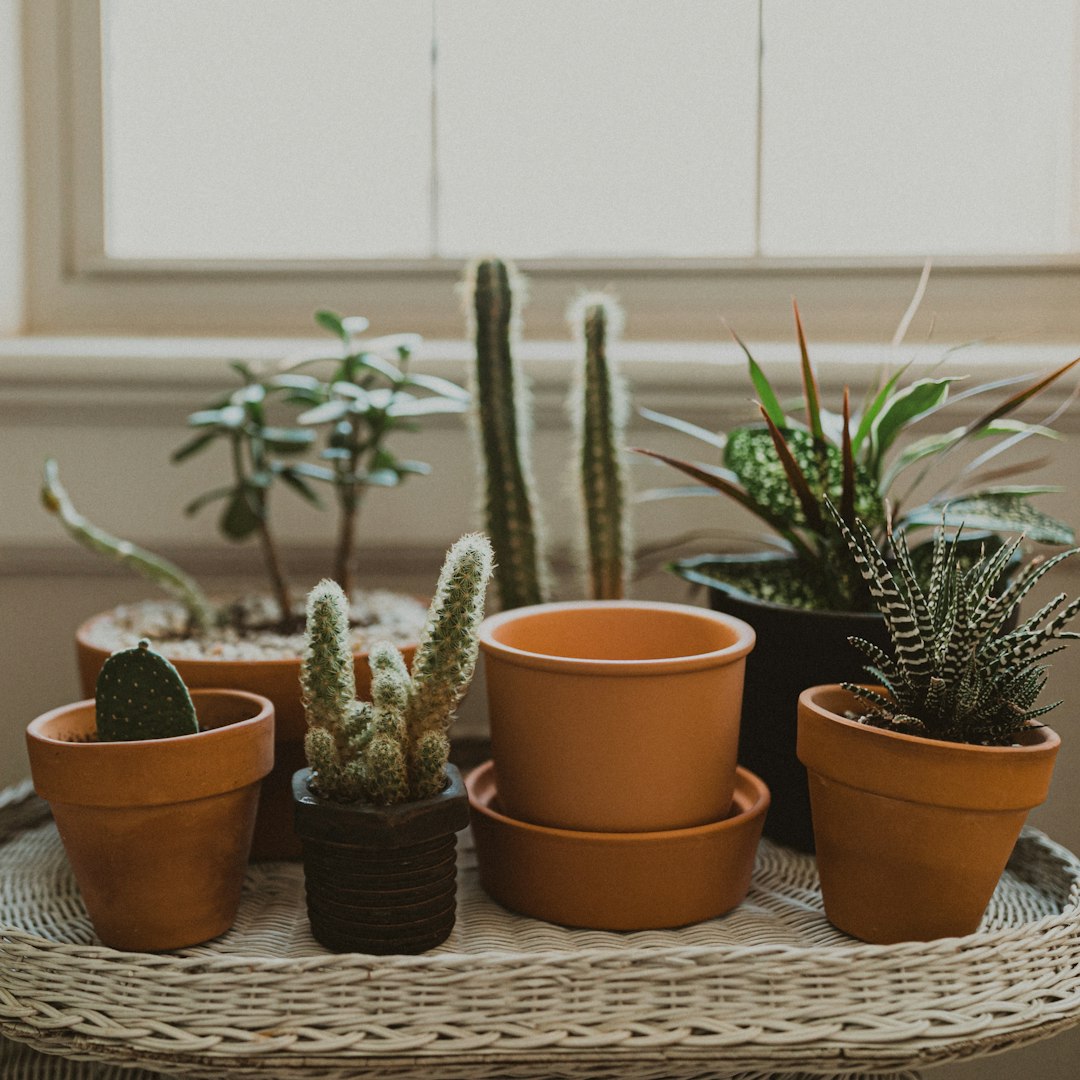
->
[[292, 764, 470, 954], [77, 612, 416, 861], [25, 689, 274, 952], [468, 760, 769, 930], [798, 684, 1060, 944], [479, 600, 755, 832]]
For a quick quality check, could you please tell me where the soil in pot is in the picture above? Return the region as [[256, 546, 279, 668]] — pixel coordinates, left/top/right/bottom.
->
[[292, 763, 470, 955], [798, 684, 1060, 944], [479, 600, 755, 833], [25, 688, 275, 952], [77, 593, 426, 861]]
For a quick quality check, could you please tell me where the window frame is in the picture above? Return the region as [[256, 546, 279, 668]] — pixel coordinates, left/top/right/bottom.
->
[[20, 0, 1080, 341]]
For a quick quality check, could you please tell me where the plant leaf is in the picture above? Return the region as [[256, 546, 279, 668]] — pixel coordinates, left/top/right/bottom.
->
[[757, 405, 824, 533], [840, 386, 855, 527], [171, 431, 217, 463], [900, 492, 1075, 545], [792, 300, 824, 441], [639, 406, 727, 450], [274, 465, 324, 507], [960, 356, 1080, 437], [850, 365, 907, 457], [315, 309, 349, 343], [183, 486, 234, 516], [219, 488, 263, 539], [636, 485, 721, 503], [298, 400, 350, 425], [869, 377, 955, 469], [386, 395, 468, 417], [404, 372, 471, 401]]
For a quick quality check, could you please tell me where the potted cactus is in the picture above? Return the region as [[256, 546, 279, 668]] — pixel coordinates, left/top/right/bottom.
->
[[25, 641, 274, 951], [43, 311, 467, 859], [798, 511, 1079, 943], [293, 533, 494, 954], [635, 301, 1078, 850], [465, 259, 632, 607]]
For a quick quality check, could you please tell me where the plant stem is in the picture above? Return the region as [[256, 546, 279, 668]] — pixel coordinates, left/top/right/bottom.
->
[[334, 494, 356, 599], [233, 433, 292, 623], [258, 519, 292, 623]]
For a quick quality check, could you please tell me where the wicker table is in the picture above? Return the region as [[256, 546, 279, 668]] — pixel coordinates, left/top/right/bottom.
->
[[2, 779, 1079, 1079]]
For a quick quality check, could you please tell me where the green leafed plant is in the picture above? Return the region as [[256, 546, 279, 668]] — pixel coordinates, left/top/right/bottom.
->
[[635, 301, 1078, 611], [834, 506, 1080, 746], [300, 533, 494, 805], [44, 311, 468, 629]]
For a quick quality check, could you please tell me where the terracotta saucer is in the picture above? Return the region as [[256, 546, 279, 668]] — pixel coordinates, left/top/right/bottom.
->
[[467, 761, 769, 931]]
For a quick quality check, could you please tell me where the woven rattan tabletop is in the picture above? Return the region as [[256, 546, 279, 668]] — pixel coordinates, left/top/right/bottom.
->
[[2, 778, 1080, 1079]]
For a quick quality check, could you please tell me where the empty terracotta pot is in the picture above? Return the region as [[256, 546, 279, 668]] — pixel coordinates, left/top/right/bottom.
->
[[468, 760, 769, 930], [798, 684, 1060, 943], [26, 689, 274, 952], [77, 613, 416, 861], [292, 764, 471, 955], [479, 600, 755, 832]]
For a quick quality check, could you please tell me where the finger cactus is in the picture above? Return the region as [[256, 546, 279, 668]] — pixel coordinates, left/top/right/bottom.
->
[[301, 533, 495, 804], [569, 292, 631, 600], [465, 257, 549, 609], [95, 639, 199, 742]]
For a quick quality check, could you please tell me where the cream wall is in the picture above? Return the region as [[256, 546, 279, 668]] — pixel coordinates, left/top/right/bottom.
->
[[2, 344, 1080, 1077]]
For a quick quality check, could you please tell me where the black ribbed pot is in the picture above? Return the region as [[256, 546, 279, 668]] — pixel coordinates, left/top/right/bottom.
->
[[676, 554, 890, 853], [292, 764, 470, 954]]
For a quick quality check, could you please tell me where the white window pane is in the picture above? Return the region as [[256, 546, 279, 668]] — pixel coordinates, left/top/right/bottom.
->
[[760, 0, 1076, 256], [436, 0, 759, 258], [103, 0, 433, 259]]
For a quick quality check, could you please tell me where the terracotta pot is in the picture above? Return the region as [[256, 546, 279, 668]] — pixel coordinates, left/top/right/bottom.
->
[[292, 764, 470, 954], [25, 689, 274, 952], [468, 760, 769, 930], [77, 612, 417, 861], [798, 684, 1060, 943], [479, 600, 755, 832]]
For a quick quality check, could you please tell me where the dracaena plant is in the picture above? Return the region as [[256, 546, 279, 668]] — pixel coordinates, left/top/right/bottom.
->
[[834, 506, 1080, 746], [42, 311, 469, 631], [634, 302, 1078, 612]]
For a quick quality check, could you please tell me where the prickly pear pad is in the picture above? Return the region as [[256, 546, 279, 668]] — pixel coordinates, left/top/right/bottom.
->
[[95, 639, 198, 741]]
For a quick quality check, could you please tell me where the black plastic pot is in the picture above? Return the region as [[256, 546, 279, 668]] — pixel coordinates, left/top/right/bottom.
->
[[292, 764, 470, 954], [676, 554, 890, 853]]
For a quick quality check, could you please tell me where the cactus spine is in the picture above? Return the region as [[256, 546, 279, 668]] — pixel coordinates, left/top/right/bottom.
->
[[570, 294, 631, 600], [466, 258, 548, 609], [95, 639, 199, 741], [301, 534, 494, 805], [42, 459, 217, 632]]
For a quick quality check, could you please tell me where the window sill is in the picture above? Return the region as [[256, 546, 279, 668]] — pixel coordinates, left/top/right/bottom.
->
[[0, 335, 1077, 429]]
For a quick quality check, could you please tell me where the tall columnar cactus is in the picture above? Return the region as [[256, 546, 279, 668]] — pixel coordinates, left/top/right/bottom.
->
[[42, 460, 217, 632], [465, 258, 548, 610], [95, 639, 199, 742], [301, 534, 495, 804], [569, 293, 631, 600]]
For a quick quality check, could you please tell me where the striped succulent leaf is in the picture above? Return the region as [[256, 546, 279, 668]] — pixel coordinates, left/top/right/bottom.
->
[[834, 509, 1080, 745]]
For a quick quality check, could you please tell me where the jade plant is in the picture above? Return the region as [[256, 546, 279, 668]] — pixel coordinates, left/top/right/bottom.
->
[[301, 533, 495, 804], [635, 302, 1079, 611], [42, 310, 468, 629], [570, 293, 631, 600], [95, 639, 198, 742], [835, 506, 1080, 746], [465, 257, 549, 609]]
